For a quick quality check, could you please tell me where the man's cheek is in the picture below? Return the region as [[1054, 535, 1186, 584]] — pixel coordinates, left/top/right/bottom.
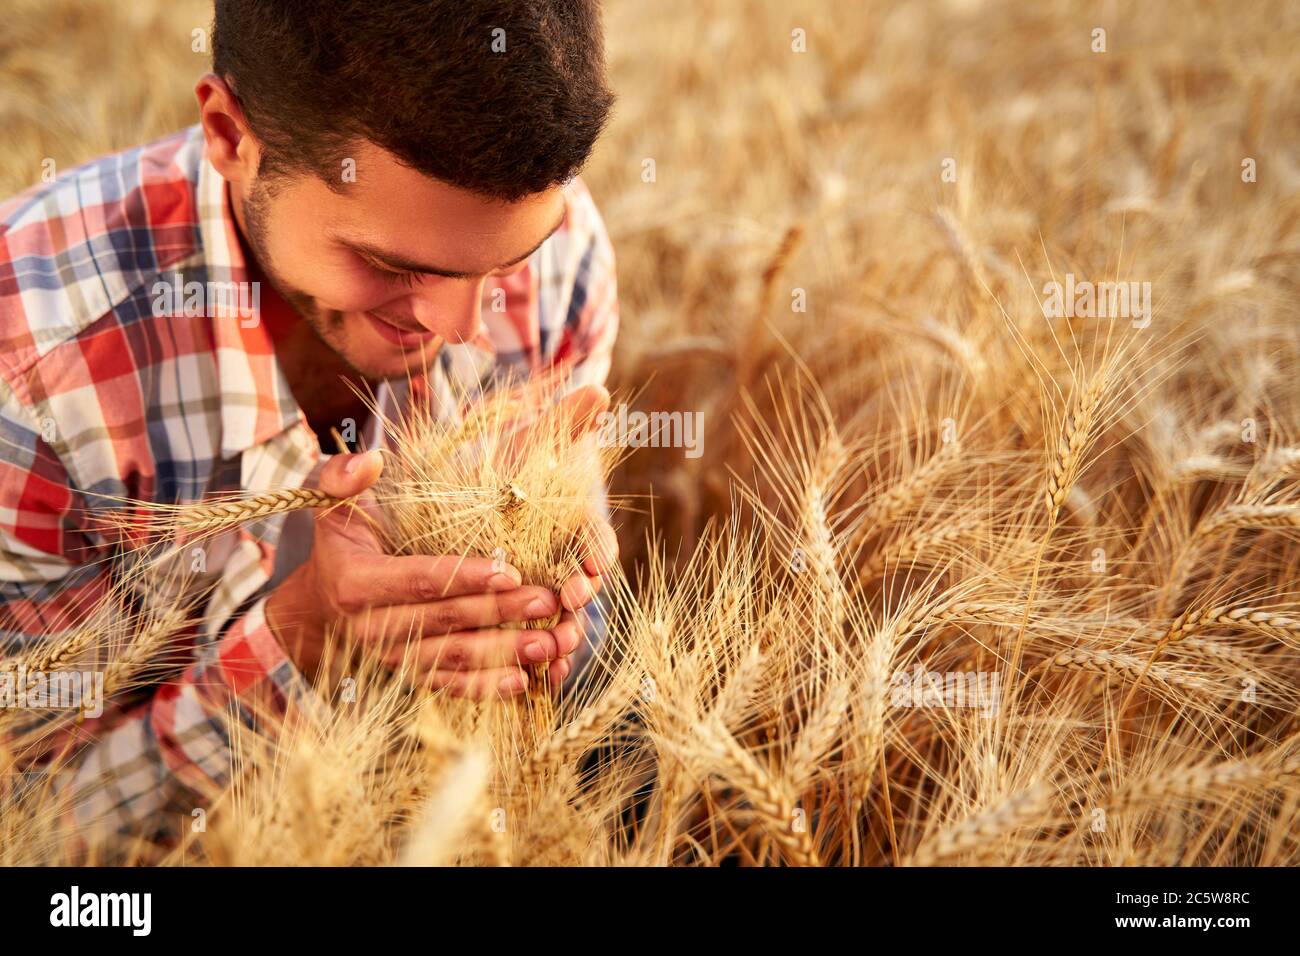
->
[[296, 276, 393, 316]]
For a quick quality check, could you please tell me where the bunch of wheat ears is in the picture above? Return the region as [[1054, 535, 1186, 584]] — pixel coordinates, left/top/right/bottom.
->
[[6, 328, 1300, 866]]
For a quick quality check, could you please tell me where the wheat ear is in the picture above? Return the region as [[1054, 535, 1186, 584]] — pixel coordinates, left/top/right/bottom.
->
[[1159, 504, 1300, 620], [758, 224, 805, 316], [799, 430, 849, 633], [1125, 602, 1300, 718], [495, 483, 560, 742], [785, 681, 850, 788], [158, 488, 344, 535], [928, 601, 1021, 627], [1163, 604, 1300, 647], [1198, 503, 1300, 538], [693, 718, 820, 866], [522, 675, 634, 782], [1045, 373, 1109, 523], [1010, 369, 1111, 690], [855, 440, 961, 539], [849, 592, 939, 818], [1103, 752, 1300, 814], [1244, 446, 1300, 498], [1035, 648, 1218, 697], [905, 781, 1056, 866], [858, 516, 979, 580]]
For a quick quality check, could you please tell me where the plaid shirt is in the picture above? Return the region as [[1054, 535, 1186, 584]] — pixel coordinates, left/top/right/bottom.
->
[[0, 124, 618, 840]]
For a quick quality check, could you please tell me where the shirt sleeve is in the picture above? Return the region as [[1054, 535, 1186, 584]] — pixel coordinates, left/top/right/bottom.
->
[[56, 596, 306, 842], [0, 389, 309, 845]]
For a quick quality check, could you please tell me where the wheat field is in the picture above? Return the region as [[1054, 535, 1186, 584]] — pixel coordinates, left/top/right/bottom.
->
[[2, 0, 1299, 866]]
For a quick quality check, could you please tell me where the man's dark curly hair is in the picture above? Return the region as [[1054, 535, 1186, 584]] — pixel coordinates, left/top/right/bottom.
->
[[212, 0, 615, 201]]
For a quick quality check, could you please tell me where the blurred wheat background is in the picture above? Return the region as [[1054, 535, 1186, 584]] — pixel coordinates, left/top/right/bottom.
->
[[3, 0, 1300, 866]]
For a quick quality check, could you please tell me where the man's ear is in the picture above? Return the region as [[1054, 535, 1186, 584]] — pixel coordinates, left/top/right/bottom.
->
[[195, 73, 260, 186]]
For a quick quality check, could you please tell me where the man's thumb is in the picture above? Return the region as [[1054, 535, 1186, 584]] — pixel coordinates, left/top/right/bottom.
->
[[562, 384, 611, 440], [319, 449, 384, 498]]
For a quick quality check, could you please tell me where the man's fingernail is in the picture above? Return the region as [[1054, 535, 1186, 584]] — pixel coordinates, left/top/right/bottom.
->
[[563, 579, 588, 608], [488, 571, 520, 591], [526, 596, 555, 618], [524, 641, 548, 663], [500, 672, 525, 694], [344, 450, 378, 475]]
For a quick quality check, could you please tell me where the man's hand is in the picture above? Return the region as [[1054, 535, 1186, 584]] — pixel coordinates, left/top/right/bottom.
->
[[265, 383, 618, 700], [266, 450, 584, 698], [548, 384, 619, 616]]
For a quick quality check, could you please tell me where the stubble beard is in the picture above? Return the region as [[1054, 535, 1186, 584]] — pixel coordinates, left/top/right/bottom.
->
[[241, 178, 390, 383]]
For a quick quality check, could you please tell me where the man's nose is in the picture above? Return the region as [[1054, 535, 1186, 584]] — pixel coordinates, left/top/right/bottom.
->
[[409, 278, 484, 343]]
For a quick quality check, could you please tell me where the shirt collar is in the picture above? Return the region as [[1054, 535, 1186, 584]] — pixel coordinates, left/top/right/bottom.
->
[[192, 126, 307, 460]]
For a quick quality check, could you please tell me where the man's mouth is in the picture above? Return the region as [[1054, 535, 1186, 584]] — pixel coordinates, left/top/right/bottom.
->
[[364, 311, 441, 349]]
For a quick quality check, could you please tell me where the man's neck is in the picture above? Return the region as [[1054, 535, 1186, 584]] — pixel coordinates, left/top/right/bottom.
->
[[262, 283, 374, 449]]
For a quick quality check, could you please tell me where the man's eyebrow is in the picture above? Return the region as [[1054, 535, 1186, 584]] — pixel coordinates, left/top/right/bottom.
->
[[336, 212, 566, 280]]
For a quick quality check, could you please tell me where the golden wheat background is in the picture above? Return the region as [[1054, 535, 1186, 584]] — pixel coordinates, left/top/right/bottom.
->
[[3, 0, 1299, 866]]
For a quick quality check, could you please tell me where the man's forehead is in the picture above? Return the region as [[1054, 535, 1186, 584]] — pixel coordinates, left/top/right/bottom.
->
[[318, 145, 569, 276], [338, 139, 560, 208]]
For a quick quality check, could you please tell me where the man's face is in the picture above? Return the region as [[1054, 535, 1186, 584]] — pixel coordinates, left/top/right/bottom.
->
[[236, 141, 566, 381]]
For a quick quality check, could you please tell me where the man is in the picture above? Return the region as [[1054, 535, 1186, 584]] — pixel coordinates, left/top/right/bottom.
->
[[0, 0, 619, 836]]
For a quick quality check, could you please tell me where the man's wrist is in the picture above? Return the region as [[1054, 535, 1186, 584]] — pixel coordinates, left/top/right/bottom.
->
[[265, 565, 326, 681]]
